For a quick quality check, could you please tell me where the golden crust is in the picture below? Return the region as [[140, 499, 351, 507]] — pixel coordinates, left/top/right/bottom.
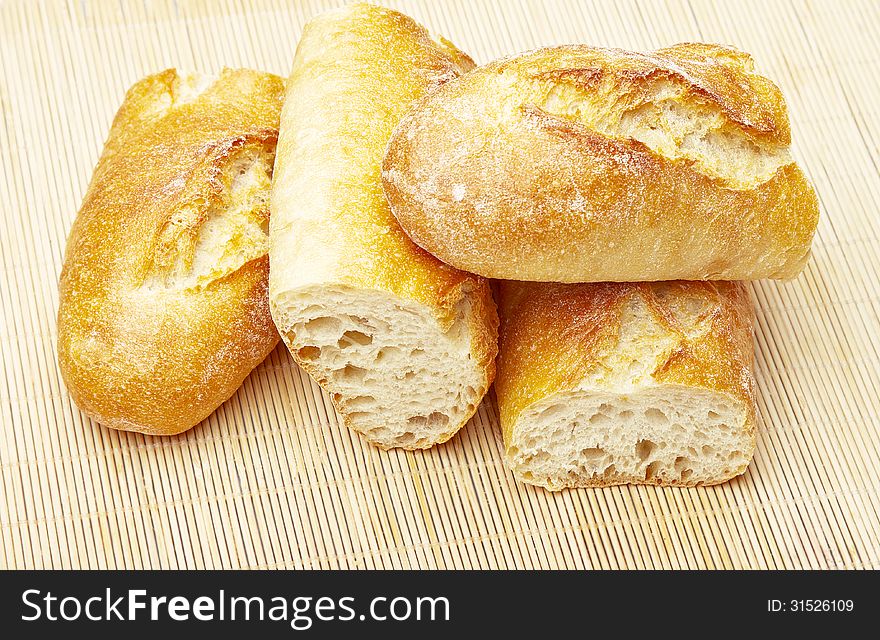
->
[[495, 280, 757, 487], [58, 68, 284, 435], [628, 42, 790, 142], [382, 43, 820, 283], [271, 3, 484, 329]]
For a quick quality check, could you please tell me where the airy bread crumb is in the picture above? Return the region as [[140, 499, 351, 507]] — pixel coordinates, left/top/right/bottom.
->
[[273, 287, 487, 449], [510, 386, 753, 490]]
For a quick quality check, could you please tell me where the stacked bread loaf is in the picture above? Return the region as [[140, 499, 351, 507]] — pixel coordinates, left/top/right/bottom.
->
[[382, 36, 819, 488], [58, 3, 818, 491]]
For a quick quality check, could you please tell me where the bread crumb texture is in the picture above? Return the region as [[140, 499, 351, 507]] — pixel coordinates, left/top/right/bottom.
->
[[496, 281, 757, 490], [273, 286, 494, 449]]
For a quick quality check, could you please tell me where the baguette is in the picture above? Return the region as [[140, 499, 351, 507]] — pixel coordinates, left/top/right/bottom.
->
[[269, 4, 498, 449], [58, 68, 283, 435], [495, 280, 757, 490], [383, 43, 820, 283]]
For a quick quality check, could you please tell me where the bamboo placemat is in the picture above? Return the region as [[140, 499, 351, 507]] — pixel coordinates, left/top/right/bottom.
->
[[1, 0, 878, 570]]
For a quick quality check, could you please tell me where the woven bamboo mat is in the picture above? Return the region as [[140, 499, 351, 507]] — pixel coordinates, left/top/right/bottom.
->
[[1, 0, 878, 570]]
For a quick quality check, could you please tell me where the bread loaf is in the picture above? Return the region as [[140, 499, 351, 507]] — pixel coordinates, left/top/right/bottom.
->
[[58, 68, 283, 435], [495, 280, 757, 490], [383, 43, 820, 283], [269, 4, 498, 449]]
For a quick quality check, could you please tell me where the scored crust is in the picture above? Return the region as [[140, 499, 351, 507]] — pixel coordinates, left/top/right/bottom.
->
[[58, 68, 284, 435], [382, 43, 820, 283]]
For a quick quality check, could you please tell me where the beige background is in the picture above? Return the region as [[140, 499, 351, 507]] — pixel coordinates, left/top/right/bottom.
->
[[1, 0, 879, 569]]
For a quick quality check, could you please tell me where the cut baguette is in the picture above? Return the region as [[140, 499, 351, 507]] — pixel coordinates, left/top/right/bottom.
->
[[269, 4, 498, 449], [496, 281, 757, 490]]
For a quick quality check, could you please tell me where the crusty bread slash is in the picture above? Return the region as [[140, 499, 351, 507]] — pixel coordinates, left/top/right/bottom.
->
[[496, 281, 757, 490], [383, 43, 820, 283], [269, 4, 498, 449], [58, 68, 284, 435]]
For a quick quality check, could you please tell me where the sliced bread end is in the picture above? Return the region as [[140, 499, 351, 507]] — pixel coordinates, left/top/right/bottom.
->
[[507, 385, 755, 490], [272, 286, 491, 449]]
